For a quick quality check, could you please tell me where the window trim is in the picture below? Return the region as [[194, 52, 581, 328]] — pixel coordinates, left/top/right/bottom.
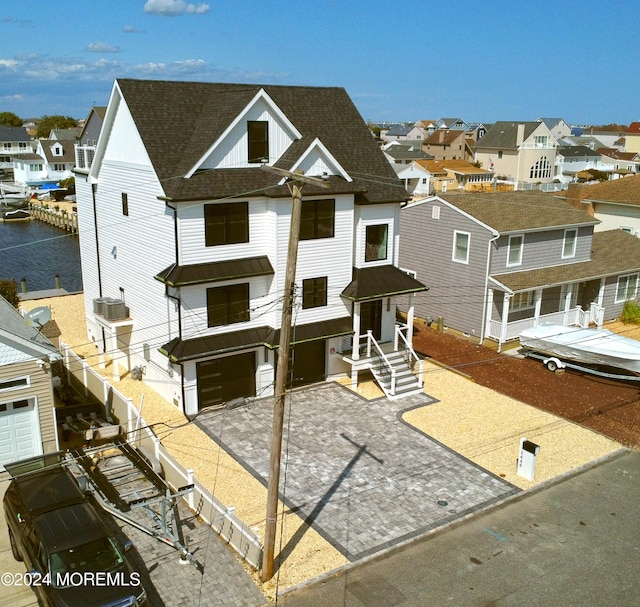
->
[[206, 283, 250, 327], [204, 201, 249, 247], [364, 224, 389, 263], [510, 290, 535, 311], [300, 199, 335, 240], [562, 228, 578, 259], [302, 276, 328, 309], [507, 234, 524, 267], [247, 120, 268, 164], [615, 273, 639, 304], [452, 230, 470, 264], [0, 376, 30, 392]]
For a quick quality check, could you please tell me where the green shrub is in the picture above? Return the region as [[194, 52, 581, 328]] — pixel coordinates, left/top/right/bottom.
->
[[621, 300, 640, 324], [0, 279, 20, 308]]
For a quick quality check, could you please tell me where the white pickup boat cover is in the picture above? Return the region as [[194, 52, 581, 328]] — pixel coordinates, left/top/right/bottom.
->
[[519, 324, 640, 374]]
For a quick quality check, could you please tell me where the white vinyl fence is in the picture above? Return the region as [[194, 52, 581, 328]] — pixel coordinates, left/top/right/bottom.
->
[[60, 342, 263, 569]]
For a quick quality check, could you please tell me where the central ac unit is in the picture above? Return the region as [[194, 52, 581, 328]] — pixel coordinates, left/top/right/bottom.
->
[[102, 299, 129, 321], [93, 297, 110, 315]]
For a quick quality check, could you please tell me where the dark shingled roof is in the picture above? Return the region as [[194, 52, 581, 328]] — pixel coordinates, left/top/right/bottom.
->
[[155, 256, 273, 287], [439, 191, 599, 233], [341, 266, 428, 302], [115, 79, 408, 205], [160, 317, 353, 362], [493, 229, 640, 292]]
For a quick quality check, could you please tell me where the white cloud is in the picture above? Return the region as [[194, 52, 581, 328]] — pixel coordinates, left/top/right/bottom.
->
[[86, 42, 120, 53], [123, 25, 142, 33], [143, 0, 210, 16]]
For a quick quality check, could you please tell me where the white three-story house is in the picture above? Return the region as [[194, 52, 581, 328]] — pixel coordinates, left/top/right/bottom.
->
[[74, 79, 427, 418]]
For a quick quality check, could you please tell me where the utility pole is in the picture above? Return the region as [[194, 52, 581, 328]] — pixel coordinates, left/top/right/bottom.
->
[[260, 166, 328, 582]]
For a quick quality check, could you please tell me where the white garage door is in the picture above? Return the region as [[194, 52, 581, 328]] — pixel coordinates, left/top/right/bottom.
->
[[0, 398, 42, 469]]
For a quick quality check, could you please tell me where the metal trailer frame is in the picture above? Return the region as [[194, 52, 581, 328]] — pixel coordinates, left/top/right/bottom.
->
[[64, 439, 198, 566], [523, 350, 640, 382]]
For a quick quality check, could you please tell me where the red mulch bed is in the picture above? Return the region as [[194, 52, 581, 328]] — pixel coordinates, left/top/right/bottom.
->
[[411, 325, 640, 449]]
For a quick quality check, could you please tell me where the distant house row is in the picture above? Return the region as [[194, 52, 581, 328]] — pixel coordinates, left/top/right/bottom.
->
[[374, 118, 640, 193]]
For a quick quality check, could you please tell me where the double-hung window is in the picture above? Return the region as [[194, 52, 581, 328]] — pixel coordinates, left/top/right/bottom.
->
[[302, 277, 327, 309], [205, 202, 249, 246], [207, 284, 249, 327], [452, 230, 470, 264], [616, 274, 639, 303], [507, 235, 523, 267], [562, 229, 577, 259], [365, 224, 388, 262]]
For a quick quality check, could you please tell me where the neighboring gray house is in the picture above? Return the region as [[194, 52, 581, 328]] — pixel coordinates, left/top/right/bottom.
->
[[399, 191, 640, 348], [537, 118, 572, 142], [382, 142, 432, 165], [0, 296, 61, 468]]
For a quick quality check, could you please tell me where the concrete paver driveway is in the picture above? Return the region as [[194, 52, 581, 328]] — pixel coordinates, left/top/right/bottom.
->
[[197, 383, 518, 562]]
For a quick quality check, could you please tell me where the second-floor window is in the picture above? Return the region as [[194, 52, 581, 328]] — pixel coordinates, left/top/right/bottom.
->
[[205, 202, 249, 246], [207, 283, 250, 327], [302, 277, 327, 309], [452, 230, 470, 264], [365, 224, 388, 262], [507, 235, 523, 266], [562, 229, 577, 258], [248, 121, 268, 163], [300, 199, 334, 240], [121, 193, 129, 216], [615, 274, 638, 303]]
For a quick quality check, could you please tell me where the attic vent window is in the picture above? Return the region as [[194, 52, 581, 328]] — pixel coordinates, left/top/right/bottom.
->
[[248, 121, 268, 163]]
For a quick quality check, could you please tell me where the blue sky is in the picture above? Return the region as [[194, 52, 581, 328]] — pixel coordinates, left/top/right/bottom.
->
[[1, 0, 638, 126]]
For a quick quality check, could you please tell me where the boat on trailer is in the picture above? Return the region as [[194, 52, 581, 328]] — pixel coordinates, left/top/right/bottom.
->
[[519, 323, 640, 376]]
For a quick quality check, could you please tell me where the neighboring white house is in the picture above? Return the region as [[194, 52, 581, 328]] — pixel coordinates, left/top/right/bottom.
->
[[393, 161, 432, 197], [554, 145, 611, 183], [12, 139, 75, 187], [74, 79, 427, 418], [0, 126, 32, 173]]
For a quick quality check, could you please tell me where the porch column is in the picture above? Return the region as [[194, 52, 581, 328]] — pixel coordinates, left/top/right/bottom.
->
[[406, 293, 415, 345], [351, 302, 361, 389], [499, 292, 511, 350], [352, 302, 361, 361], [484, 288, 494, 339], [563, 283, 573, 324], [533, 289, 543, 325]]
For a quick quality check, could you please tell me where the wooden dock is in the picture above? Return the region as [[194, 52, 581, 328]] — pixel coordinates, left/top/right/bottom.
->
[[28, 203, 78, 233]]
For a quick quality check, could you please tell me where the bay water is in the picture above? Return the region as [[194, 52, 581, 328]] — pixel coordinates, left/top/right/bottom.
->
[[0, 218, 82, 293]]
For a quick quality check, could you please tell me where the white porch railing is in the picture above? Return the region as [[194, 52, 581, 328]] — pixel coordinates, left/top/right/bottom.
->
[[366, 330, 397, 395], [394, 324, 424, 388], [487, 304, 605, 344]]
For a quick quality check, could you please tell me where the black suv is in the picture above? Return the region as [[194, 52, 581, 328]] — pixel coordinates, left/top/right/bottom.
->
[[3, 456, 146, 607]]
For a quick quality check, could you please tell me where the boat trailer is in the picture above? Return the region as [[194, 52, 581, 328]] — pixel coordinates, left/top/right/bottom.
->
[[64, 438, 198, 566], [524, 350, 640, 382]]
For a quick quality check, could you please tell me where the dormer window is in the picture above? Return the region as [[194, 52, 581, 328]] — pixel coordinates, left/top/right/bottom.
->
[[248, 121, 268, 163]]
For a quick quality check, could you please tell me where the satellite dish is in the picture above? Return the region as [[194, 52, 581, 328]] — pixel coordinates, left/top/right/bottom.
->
[[25, 306, 52, 328]]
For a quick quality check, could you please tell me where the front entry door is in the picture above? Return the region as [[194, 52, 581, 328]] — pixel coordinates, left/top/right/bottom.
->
[[360, 300, 382, 341]]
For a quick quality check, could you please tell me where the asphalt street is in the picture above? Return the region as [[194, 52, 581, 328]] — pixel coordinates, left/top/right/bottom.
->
[[277, 449, 640, 607]]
